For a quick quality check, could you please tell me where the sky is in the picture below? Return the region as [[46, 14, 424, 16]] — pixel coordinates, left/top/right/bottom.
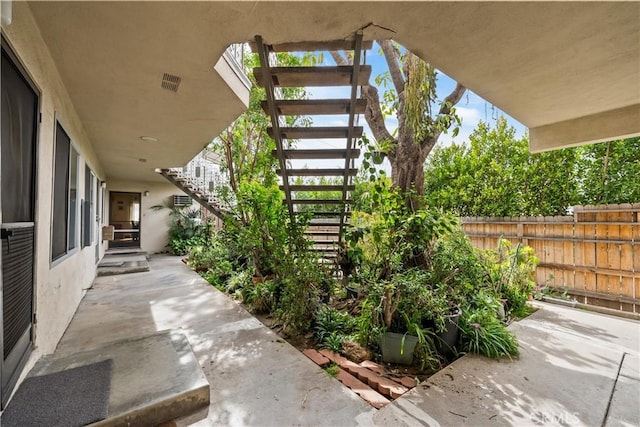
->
[[287, 42, 527, 173]]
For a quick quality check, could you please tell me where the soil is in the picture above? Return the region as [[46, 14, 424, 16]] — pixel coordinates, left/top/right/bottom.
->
[[242, 296, 436, 384]]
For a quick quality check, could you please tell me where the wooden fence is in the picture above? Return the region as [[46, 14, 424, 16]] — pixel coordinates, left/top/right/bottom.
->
[[461, 204, 640, 314]]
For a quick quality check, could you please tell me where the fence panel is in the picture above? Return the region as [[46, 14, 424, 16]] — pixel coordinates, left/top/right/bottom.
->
[[461, 204, 640, 314]]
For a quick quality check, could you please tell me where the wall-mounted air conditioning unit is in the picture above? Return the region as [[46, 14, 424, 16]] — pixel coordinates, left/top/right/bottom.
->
[[173, 195, 192, 207]]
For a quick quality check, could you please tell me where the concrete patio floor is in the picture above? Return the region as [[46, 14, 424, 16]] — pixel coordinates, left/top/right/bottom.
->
[[374, 302, 639, 427], [52, 255, 638, 426], [55, 255, 375, 426]]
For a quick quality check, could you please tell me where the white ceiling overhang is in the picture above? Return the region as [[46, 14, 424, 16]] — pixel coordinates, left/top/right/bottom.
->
[[23, 1, 639, 180]]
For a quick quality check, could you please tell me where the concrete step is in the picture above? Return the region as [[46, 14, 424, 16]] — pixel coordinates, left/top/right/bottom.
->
[[105, 248, 147, 256], [28, 330, 209, 426], [98, 254, 149, 276]]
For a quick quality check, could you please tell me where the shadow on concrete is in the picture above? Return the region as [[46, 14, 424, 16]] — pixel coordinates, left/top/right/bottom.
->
[[374, 302, 639, 426], [56, 255, 374, 427]]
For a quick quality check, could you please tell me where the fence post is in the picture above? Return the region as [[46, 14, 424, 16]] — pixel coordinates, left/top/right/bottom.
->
[[461, 204, 639, 314]]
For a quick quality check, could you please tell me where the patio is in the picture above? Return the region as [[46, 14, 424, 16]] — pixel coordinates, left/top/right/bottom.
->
[[44, 255, 638, 426]]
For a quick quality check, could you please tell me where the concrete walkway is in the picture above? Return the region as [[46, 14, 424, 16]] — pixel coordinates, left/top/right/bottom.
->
[[374, 302, 640, 427], [56, 255, 375, 426], [54, 255, 639, 426]]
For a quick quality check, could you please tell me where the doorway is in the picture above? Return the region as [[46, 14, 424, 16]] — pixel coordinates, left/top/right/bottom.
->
[[109, 192, 141, 249], [1, 38, 38, 408]]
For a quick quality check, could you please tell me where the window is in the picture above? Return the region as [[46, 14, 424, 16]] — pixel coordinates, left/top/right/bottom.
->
[[51, 122, 79, 261], [68, 148, 79, 250], [82, 165, 96, 248]]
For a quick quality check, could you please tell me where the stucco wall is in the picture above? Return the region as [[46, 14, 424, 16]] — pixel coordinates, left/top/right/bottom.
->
[[106, 181, 187, 254], [2, 2, 106, 359]]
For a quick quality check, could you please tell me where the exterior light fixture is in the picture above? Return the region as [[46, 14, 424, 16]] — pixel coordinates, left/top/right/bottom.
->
[[143, 191, 150, 197], [140, 136, 158, 143]]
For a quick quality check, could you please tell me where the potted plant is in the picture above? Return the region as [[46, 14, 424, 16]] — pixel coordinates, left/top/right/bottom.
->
[[351, 188, 454, 365], [434, 304, 462, 355], [379, 331, 419, 365], [368, 271, 437, 365]]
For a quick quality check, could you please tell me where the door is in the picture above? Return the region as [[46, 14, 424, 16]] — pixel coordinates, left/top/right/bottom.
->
[[1, 39, 38, 408], [109, 192, 141, 249]]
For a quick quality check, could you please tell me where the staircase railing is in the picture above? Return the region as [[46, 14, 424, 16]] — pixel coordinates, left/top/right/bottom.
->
[[158, 43, 253, 217], [158, 150, 235, 218]]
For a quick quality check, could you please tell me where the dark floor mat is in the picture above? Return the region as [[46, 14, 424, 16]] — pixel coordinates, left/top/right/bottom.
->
[[1, 359, 113, 427]]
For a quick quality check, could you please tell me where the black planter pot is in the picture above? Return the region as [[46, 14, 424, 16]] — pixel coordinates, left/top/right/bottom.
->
[[339, 261, 354, 277], [436, 306, 462, 355], [346, 285, 359, 299]]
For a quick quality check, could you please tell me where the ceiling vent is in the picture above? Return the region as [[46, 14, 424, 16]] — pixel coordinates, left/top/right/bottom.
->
[[161, 73, 181, 92]]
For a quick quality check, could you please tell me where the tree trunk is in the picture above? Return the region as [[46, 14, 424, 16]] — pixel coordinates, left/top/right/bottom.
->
[[391, 140, 425, 196], [388, 94, 428, 205], [333, 42, 465, 201]]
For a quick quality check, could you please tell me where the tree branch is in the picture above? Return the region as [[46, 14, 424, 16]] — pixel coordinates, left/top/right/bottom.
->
[[420, 132, 440, 159], [362, 85, 396, 159], [221, 133, 238, 193], [417, 82, 466, 152], [329, 51, 349, 66], [380, 40, 405, 94], [438, 82, 466, 117]]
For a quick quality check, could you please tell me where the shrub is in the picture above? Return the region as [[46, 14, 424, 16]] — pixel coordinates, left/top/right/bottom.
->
[[322, 332, 346, 353], [275, 274, 319, 336], [226, 270, 251, 295], [244, 280, 277, 314], [486, 239, 538, 316], [152, 203, 213, 256], [429, 227, 491, 304], [314, 306, 356, 347], [458, 307, 519, 359], [355, 297, 385, 347]]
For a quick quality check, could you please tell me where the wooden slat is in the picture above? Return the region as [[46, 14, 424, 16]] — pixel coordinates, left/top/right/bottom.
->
[[295, 211, 350, 217], [253, 65, 371, 87], [461, 206, 640, 313], [339, 32, 363, 233], [268, 126, 363, 139], [312, 211, 351, 217], [286, 185, 355, 192], [305, 231, 341, 236], [563, 222, 575, 289], [262, 99, 367, 116], [290, 199, 351, 205], [549, 287, 640, 305], [274, 149, 361, 159], [309, 247, 339, 252], [309, 220, 342, 226], [254, 35, 294, 215], [278, 168, 358, 176], [250, 40, 373, 53]]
